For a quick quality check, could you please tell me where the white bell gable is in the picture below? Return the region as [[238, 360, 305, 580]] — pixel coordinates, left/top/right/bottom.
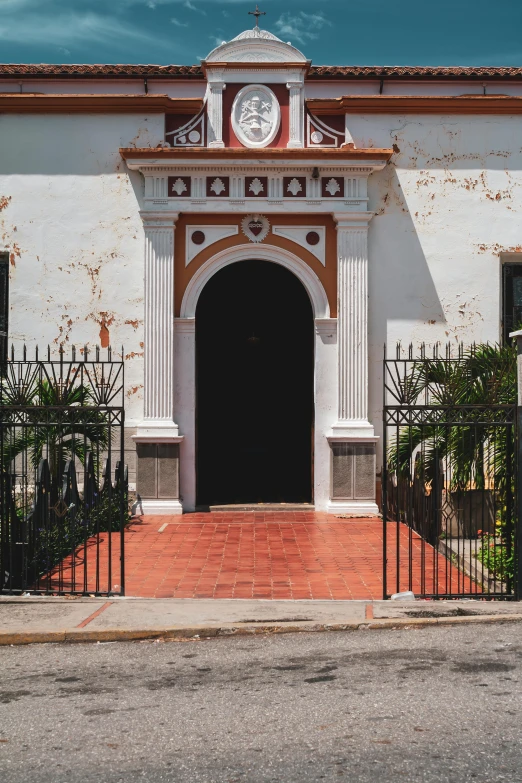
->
[[204, 27, 308, 65]]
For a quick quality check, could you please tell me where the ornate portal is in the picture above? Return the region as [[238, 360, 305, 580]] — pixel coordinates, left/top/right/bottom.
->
[[231, 84, 280, 148]]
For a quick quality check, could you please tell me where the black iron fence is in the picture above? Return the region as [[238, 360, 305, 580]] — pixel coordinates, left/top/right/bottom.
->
[[382, 342, 519, 600], [0, 345, 127, 595]]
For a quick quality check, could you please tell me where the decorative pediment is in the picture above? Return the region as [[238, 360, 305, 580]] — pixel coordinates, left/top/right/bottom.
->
[[204, 27, 308, 65]]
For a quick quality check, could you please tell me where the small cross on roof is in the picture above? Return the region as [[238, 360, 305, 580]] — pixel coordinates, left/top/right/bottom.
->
[[248, 4, 266, 29]]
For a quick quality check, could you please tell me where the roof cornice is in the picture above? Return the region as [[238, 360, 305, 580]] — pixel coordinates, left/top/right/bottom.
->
[[308, 94, 522, 114], [119, 147, 394, 162], [0, 94, 203, 113]]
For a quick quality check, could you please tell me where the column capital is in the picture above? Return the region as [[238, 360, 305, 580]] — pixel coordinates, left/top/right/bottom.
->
[[140, 211, 179, 228], [333, 212, 372, 229], [209, 81, 226, 92], [286, 81, 302, 90]]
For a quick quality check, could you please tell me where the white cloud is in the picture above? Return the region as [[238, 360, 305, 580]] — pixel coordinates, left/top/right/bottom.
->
[[208, 34, 227, 48], [183, 0, 206, 15], [171, 16, 189, 26], [274, 11, 331, 45], [0, 9, 171, 51]]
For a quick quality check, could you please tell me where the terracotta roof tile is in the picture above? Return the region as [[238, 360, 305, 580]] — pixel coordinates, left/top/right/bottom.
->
[[309, 65, 522, 79], [0, 63, 521, 80], [0, 64, 204, 78]]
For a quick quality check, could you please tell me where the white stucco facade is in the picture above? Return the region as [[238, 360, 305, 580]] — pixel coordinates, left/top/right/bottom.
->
[[1, 26, 522, 513]]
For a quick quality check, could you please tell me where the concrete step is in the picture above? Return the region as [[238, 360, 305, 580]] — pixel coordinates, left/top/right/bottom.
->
[[208, 503, 315, 512]]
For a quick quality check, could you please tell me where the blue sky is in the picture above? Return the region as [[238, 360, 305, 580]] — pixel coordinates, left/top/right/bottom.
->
[[1, 0, 521, 66]]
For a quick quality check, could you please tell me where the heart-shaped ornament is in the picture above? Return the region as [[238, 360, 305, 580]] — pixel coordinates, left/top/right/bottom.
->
[[241, 214, 270, 243], [249, 221, 263, 236]]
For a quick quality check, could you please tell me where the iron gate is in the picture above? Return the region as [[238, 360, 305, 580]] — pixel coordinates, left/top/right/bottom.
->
[[382, 342, 520, 600], [0, 345, 127, 595]]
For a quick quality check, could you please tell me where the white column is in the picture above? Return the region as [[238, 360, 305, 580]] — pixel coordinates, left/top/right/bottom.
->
[[327, 214, 378, 516], [175, 317, 196, 512], [136, 213, 181, 441], [207, 81, 226, 148], [286, 81, 304, 148], [332, 214, 374, 439]]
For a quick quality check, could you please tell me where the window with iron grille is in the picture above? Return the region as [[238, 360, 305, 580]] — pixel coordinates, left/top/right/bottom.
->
[[502, 262, 522, 343], [0, 253, 8, 363]]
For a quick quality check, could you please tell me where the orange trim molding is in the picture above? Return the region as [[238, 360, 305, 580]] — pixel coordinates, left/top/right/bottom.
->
[[0, 94, 204, 114], [119, 146, 393, 161], [307, 94, 522, 115]]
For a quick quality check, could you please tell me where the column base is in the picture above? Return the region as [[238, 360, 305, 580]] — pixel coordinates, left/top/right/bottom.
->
[[286, 141, 304, 149], [139, 498, 183, 516], [327, 500, 379, 517], [133, 422, 183, 443], [208, 141, 225, 148], [329, 421, 378, 441]]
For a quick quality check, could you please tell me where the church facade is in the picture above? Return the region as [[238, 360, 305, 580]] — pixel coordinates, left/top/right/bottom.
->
[[1, 22, 522, 515]]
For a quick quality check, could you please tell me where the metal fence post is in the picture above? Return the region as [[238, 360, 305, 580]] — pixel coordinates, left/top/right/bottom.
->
[[510, 330, 522, 600]]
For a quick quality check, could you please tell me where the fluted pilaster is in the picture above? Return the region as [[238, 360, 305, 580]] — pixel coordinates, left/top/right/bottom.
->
[[208, 82, 226, 148], [286, 81, 304, 148], [138, 213, 180, 439], [332, 215, 374, 437]]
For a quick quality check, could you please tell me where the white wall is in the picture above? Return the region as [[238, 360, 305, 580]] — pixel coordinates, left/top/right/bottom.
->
[[0, 79, 208, 98], [352, 113, 522, 454], [0, 113, 165, 424], [2, 110, 522, 467]]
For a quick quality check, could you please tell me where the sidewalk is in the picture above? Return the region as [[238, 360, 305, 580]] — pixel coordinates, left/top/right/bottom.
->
[[1, 596, 522, 645]]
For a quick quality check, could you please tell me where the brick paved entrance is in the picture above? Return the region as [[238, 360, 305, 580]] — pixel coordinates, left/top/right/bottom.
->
[[48, 512, 478, 599]]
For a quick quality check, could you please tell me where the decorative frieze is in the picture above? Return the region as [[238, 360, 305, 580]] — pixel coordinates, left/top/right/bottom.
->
[[168, 176, 191, 197], [245, 175, 268, 196], [283, 176, 307, 197], [206, 176, 230, 197], [322, 177, 344, 198]]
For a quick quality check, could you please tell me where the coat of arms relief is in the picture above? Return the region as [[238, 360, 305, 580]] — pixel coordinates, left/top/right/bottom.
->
[[231, 84, 280, 148]]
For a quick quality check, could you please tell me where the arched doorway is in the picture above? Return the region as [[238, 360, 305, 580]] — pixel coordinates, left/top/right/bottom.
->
[[196, 259, 314, 506]]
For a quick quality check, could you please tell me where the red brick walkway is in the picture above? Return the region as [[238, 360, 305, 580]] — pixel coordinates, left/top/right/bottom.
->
[[47, 512, 479, 599]]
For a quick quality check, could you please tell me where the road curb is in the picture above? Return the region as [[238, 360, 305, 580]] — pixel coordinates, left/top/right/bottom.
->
[[1, 613, 522, 645]]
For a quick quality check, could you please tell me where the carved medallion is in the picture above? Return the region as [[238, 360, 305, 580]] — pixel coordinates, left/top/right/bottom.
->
[[232, 84, 281, 149], [241, 214, 270, 243]]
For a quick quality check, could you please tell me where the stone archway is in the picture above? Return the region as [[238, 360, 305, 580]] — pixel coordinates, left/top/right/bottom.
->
[[175, 243, 335, 512], [180, 243, 330, 320], [195, 258, 314, 506]]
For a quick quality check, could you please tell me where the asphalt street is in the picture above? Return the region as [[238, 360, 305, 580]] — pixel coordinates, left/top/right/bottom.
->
[[1, 623, 521, 782]]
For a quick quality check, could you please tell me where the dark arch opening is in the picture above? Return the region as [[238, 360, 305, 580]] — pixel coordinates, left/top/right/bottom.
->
[[196, 259, 314, 507]]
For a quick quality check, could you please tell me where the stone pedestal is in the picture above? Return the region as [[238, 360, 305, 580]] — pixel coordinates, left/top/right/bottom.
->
[[136, 443, 181, 514]]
